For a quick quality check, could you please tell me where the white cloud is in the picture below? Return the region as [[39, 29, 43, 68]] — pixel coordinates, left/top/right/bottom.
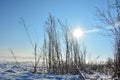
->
[[84, 29, 99, 34]]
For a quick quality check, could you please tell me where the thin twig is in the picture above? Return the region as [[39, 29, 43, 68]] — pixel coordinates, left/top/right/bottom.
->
[[10, 49, 19, 66]]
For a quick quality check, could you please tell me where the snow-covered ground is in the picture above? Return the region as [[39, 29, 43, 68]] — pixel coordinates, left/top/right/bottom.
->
[[0, 63, 112, 80]]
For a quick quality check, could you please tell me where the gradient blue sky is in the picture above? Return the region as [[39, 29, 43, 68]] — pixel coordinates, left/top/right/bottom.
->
[[0, 0, 113, 61]]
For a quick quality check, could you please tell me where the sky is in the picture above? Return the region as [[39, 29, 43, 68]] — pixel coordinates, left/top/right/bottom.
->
[[0, 0, 114, 62]]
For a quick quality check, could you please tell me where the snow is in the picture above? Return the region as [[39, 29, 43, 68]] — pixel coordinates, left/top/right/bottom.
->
[[0, 63, 112, 80]]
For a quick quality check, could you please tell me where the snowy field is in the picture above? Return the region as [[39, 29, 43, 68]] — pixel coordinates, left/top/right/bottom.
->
[[0, 63, 112, 80]]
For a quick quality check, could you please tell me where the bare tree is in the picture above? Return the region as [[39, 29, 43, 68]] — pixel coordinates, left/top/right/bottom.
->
[[42, 32, 48, 73], [33, 43, 37, 73], [44, 13, 61, 73], [79, 44, 87, 71], [58, 20, 71, 73], [96, 0, 120, 78]]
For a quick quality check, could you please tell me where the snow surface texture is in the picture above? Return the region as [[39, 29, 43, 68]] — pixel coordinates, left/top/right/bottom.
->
[[0, 63, 112, 80]]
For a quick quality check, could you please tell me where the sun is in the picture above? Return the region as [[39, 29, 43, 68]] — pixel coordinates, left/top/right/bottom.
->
[[72, 27, 83, 39]]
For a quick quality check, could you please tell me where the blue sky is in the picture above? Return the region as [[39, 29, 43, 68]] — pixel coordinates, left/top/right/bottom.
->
[[0, 0, 113, 61]]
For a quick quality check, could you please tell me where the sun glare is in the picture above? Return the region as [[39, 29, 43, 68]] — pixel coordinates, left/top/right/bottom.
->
[[72, 28, 83, 39]]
